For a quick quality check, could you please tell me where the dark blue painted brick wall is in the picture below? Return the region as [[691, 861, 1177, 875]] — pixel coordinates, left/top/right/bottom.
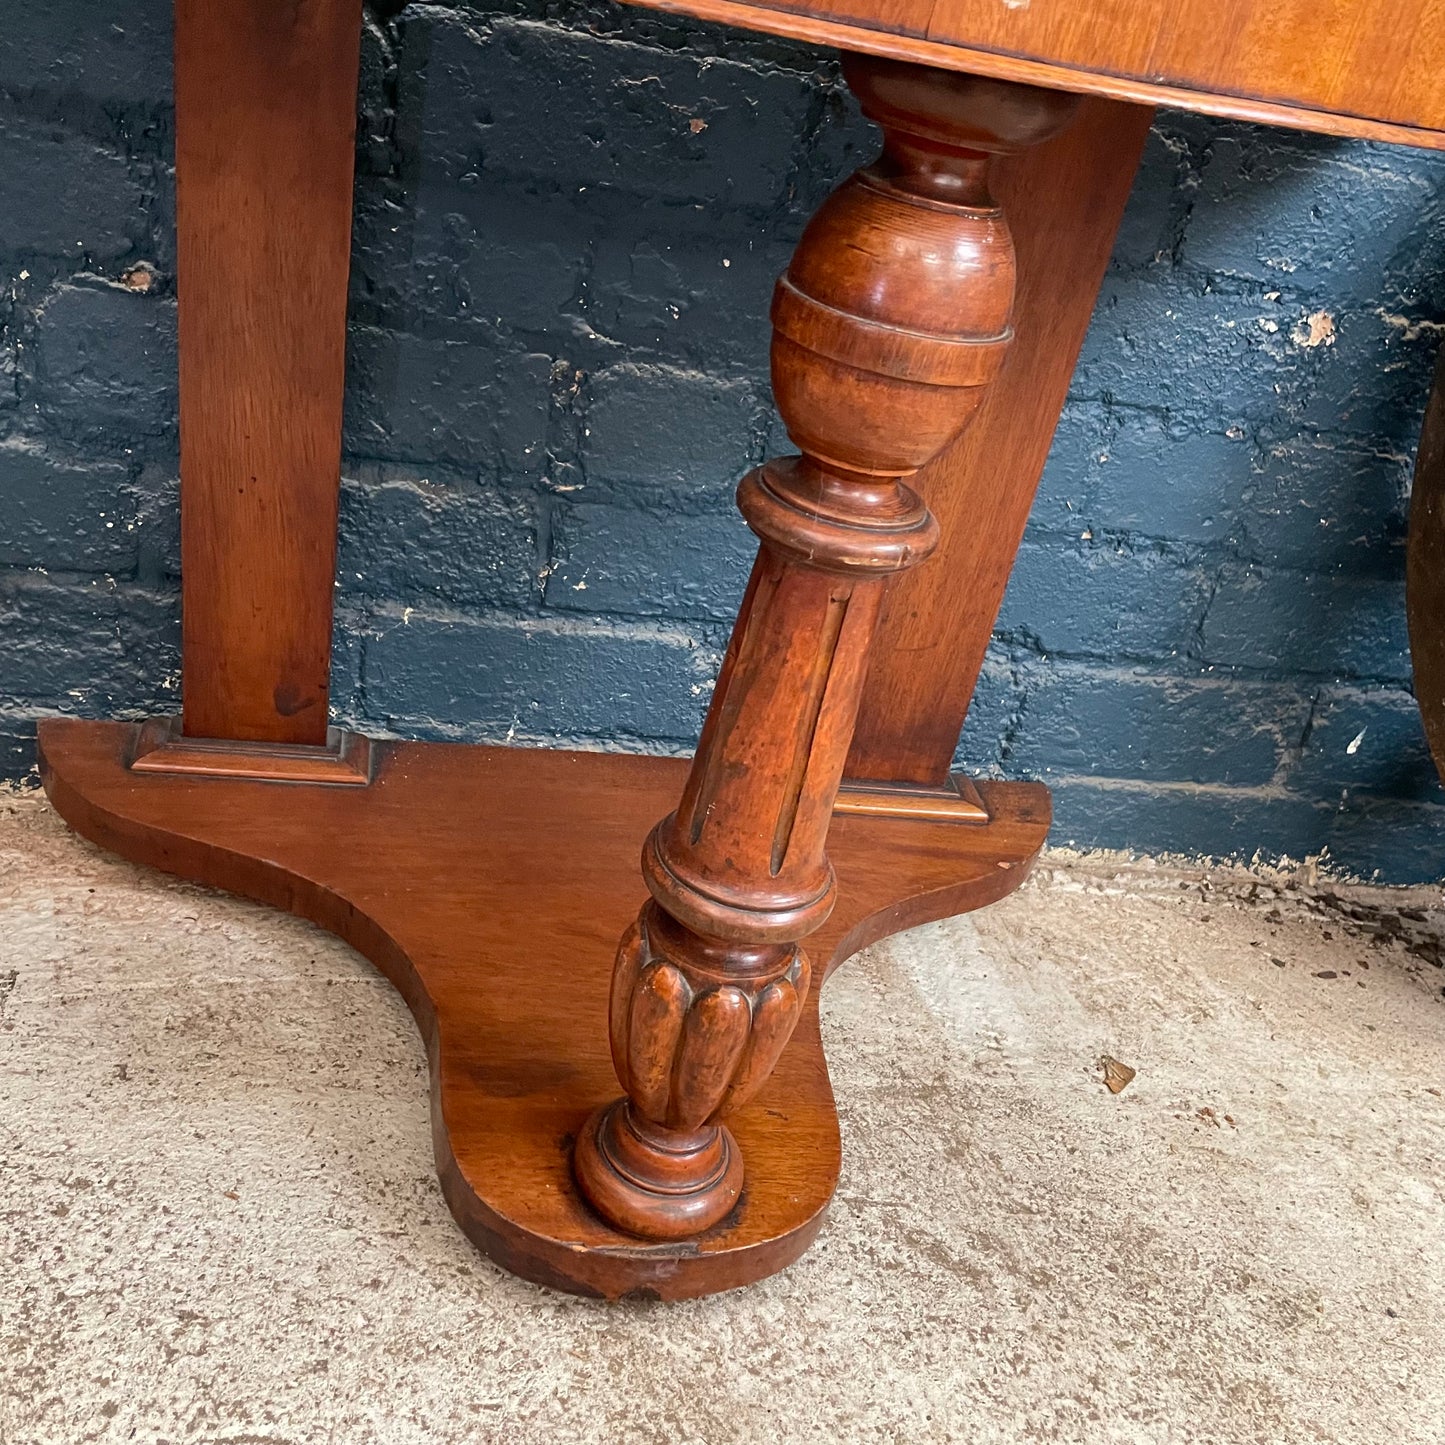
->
[[4, 0, 1445, 881]]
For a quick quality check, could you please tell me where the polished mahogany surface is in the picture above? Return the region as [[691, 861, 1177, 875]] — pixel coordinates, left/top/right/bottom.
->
[[625, 0, 1445, 149], [573, 56, 1080, 1242], [174, 0, 361, 744]]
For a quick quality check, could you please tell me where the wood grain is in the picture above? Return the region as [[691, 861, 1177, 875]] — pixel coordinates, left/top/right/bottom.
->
[[923, 0, 1445, 136], [174, 0, 362, 744], [849, 97, 1154, 786], [39, 718, 1050, 1300], [623, 0, 1445, 150], [836, 773, 989, 821]]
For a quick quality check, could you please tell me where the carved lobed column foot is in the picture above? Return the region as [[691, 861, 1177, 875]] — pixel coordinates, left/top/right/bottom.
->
[[575, 903, 810, 1237]]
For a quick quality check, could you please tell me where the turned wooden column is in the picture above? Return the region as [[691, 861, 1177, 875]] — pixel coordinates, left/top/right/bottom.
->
[[573, 56, 1080, 1239]]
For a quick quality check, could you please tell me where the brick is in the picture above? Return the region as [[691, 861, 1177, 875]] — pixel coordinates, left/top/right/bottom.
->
[[1079, 281, 1435, 478], [0, 117, 145, 264], [0, 341, 16, 417], [1183, 129, 1436, 299], [0, 713, 37, 782], [327, 609, 367, 729], [336, 468, 538, 609], [545, 501, 754, 622], [1108, 120, 1198, 271], [996, 539, 1212, 662], [0, 440, 137, 572], [1074, 275, 1251, 421], [350, 181, 587, 337], [131, 463, 180, 586], [343, 326, 550, 476], [1090, 412, 1255, 547], [1007, 661, 1306, 788], [1201, 563, 1410, 682], [585, 229, 786, 373], [0, 572, 178, 714], [1285, 686, 1442, 803], [0, 0, 171, 104], [1027, 401, 1105, 528], [1272, 305, 1437, 446], [1240, 436, 1409, 567], [26, 285, 177, 449], [785, 72, 877, 219], [583, 363, 758, 506], [362, 604, 718, 744], [356, 16, 397, 179], [1320, 793, 1445, 883], [1047, 777, 1329, 865], [951, 647, 1024, 776], [398, 12, 814, 210]]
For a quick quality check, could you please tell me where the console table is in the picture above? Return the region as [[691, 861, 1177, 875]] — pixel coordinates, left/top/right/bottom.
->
[[37, 2, 1445, 1299]]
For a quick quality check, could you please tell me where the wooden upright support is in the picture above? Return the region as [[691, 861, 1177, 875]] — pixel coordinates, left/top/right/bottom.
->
[[173, 0, 363, 748]]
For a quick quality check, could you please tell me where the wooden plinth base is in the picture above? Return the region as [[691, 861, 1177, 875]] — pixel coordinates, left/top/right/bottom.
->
[[131, 716, 373, 785], [38, 719, 1050, 1300], [836, 772, 990, 823]]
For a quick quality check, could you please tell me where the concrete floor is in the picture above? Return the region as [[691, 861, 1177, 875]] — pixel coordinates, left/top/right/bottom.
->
[[2, 787, 1443, 1444]]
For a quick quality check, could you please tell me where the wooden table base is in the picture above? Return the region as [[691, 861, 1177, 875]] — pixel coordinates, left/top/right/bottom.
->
[[39, 718, 1049, 1299]]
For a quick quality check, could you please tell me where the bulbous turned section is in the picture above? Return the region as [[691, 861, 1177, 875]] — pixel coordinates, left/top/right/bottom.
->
[[574, 54, 1082, 1244], [769, 56, 1079, 487], [575, 904, 812, 1239]]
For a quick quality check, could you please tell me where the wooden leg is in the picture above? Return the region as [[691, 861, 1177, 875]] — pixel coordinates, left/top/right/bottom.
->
[[573, 57, 1082, 1241], [847, 98, 1155, 787], [155, 0, 367, 781]]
